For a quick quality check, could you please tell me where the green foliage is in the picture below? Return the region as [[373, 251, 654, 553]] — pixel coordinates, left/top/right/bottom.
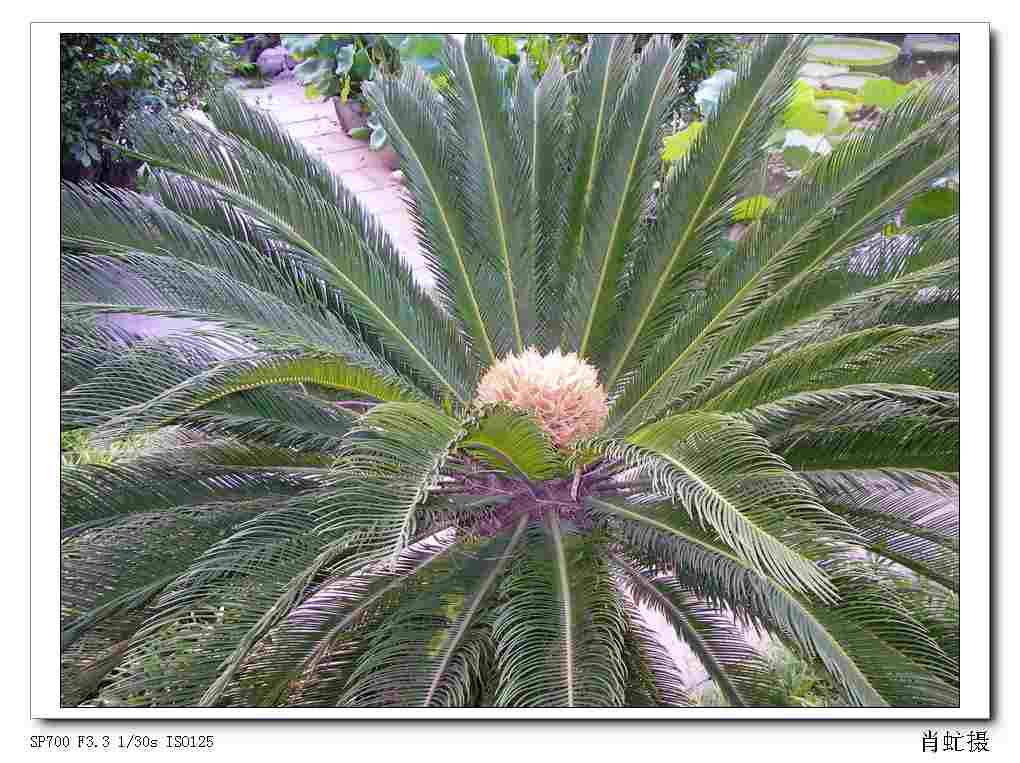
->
[[732, 195, 772, 222], [60, 34, 235, 185], [696, 641, 847, 707], [60, 35, 960, 709], [661, 121, 704, 161], [904, 186, 961, 226], [281, 33, 449, 151], [860, 77, 914, 109], [60, 429, 154, 466]]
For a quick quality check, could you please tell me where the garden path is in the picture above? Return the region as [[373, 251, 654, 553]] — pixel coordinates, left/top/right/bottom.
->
[[230, 77, 433, 289]]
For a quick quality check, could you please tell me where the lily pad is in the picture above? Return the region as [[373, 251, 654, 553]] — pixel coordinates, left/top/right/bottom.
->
[[814, 89, 863, 109], [800, 62, 849, 79], [783, 81, 828, 134], [908, 37, 960, 56], [797, 76, 824, 89], [859, 77, 914, 109], [807, 37, 901, 68], [821, 72, 882, 94]]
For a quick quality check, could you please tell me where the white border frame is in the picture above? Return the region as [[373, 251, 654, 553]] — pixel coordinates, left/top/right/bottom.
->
[[30, 22, 990, 720]]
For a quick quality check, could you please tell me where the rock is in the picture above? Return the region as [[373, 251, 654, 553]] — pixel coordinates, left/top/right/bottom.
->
[[233, 33, 280, 63], [285, 54, 297, 70], [256, 46, 289, 77]]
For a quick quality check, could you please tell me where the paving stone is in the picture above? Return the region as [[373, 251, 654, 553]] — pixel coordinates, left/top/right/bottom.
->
[[302, 131, 365, 155]]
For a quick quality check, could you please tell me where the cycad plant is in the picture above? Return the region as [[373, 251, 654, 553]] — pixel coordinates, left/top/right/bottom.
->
[[60, 34, 961, 708]]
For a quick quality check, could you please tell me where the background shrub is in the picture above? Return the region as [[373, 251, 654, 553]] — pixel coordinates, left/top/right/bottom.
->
[[60, 34, 235, 186]]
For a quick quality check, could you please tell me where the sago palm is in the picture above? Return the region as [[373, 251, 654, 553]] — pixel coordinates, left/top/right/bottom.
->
[[60, 34, 961, 708]]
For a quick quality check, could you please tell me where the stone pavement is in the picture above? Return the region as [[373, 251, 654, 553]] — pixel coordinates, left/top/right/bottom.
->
[[230, 77, 433, 289]]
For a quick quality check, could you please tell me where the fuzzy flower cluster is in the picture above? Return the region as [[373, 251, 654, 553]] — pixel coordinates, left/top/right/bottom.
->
[[474, 348, 610, 448]]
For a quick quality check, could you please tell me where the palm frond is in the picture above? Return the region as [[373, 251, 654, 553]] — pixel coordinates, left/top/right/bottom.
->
[[567, 35, 686, 363], [443, 34, 531, 354], [460, 405, 564, 480], [340, 517, 529, 707], [602, 34, 805, 388], [366, 68, 497, 365], [611, 71, 960, 430], [491, 517, 628, 707], [119, 109, 474, 404], [615, 561, 776, 707], [588, 412, 852, 600], [547, 34, 633, 350]]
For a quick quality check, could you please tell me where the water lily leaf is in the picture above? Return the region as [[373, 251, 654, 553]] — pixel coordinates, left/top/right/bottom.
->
[[904, 187, 960, 226], [662, 121, 705, 162], [785, 102, 828, 135], [815, 89, 863, 111], [821, 72, 882, 93], [732, 195, 772, 222], [860, 77, 913, 109], [807, 37, 901, 68], [800, 62, 849, 79], [783, 81, 828, 135]]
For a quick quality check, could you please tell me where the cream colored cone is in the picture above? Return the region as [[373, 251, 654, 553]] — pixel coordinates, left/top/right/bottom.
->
[[475, 348, 609, 448]]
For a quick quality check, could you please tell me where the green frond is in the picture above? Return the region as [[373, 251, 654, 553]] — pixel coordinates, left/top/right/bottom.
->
[[459, 405, 565, 480], [366, 68, 497, 366], [95, 353, 424, 441], [62, 503, 264, 650], [315, 402, 466, 560], [607, 513, 955, 706], [698, 321, 959, 412], [61, 249, 419, 398], [610, 70, 960, 430], [590, 412, 851, 600], [443, 34, 531, 354], [602, 35, 806, 387], [339, 517, 529, 707], [175, 387, 356, 454], [776, 412, 959, 473], [119, 109, 474, 404], [95, 502, 337, 707], [615, 561, 777, 707], [229, 531, 462, 706], [547, 34, 633, 350], [61, 455, 316, 533], [514, 58, 572, 352], [492, 517, 628, 707], [734, 384, 958, 443], [567, 35, 686, 362], [804, 470, 959, 590], [617, 589, 692, 706]]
